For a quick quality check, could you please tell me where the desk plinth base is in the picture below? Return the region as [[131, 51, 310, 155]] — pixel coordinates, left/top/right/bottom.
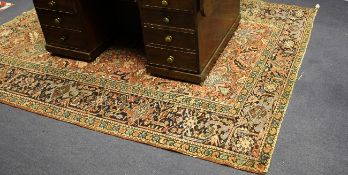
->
[[45, 42, 109, 62]]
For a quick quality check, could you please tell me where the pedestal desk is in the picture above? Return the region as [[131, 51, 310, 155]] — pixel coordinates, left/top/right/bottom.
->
[[33, 0, 240, 84]]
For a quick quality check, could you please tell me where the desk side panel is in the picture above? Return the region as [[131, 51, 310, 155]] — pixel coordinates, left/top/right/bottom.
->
[[197, 0, 240, 72]]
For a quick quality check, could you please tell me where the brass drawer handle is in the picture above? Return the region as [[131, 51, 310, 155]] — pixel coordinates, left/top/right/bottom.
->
[[166, 56, 174, 64], [60, 36, 67, 42], [54, 17, 61, 25], [161, 0, 168, 7], [163, 17, 170, 24], [48, 0, 56, 7], [164, 35, 173, 43]]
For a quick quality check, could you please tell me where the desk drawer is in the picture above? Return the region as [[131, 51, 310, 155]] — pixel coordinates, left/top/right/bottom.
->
[[146, 46, 198, 73], [142, 0, 194, 12], [42, 27, 86, 50], [143, 26, 195, 50], [36, 10, 82, 31], [141, 8, 195, 29], [33, 0, 77, 14]]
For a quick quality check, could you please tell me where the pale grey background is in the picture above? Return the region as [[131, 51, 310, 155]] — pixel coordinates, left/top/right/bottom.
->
[[0, 0, 347, 175]]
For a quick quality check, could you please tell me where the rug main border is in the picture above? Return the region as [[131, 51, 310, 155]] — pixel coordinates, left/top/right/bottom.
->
[[261, 5, 319, 175], [0, 1, 319, 174]]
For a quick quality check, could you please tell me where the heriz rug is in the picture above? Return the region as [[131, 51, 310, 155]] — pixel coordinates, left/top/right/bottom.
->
[[0, 0, 318, 174], [0, 1, 13, 12]]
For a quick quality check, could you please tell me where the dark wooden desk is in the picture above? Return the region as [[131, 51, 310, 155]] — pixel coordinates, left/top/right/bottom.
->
[[33, 0, 142, 60], [33, 0, 240, 84]]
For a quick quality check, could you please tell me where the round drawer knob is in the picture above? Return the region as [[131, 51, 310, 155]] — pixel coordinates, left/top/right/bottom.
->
[[48, 0, 56, 7], [163, 17, 170, 24], [164, 35, 173, 43], [161, 0, 168, 7], [167, 56, 174, 64], [54, 17, 61, 25]]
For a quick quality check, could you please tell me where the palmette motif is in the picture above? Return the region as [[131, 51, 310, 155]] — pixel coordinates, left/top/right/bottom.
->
[[0, 0, 318, 173]]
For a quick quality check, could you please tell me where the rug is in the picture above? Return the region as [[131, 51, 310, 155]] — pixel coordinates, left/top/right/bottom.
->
[[0, 1, 13, 12], [0, 0, 318, 173]]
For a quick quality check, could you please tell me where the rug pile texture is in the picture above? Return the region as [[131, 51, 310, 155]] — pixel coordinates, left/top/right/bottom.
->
[[0, 0, 318, 173]]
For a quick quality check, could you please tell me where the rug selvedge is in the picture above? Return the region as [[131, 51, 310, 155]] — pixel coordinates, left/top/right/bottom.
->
[[0, 0, 318, 173]]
